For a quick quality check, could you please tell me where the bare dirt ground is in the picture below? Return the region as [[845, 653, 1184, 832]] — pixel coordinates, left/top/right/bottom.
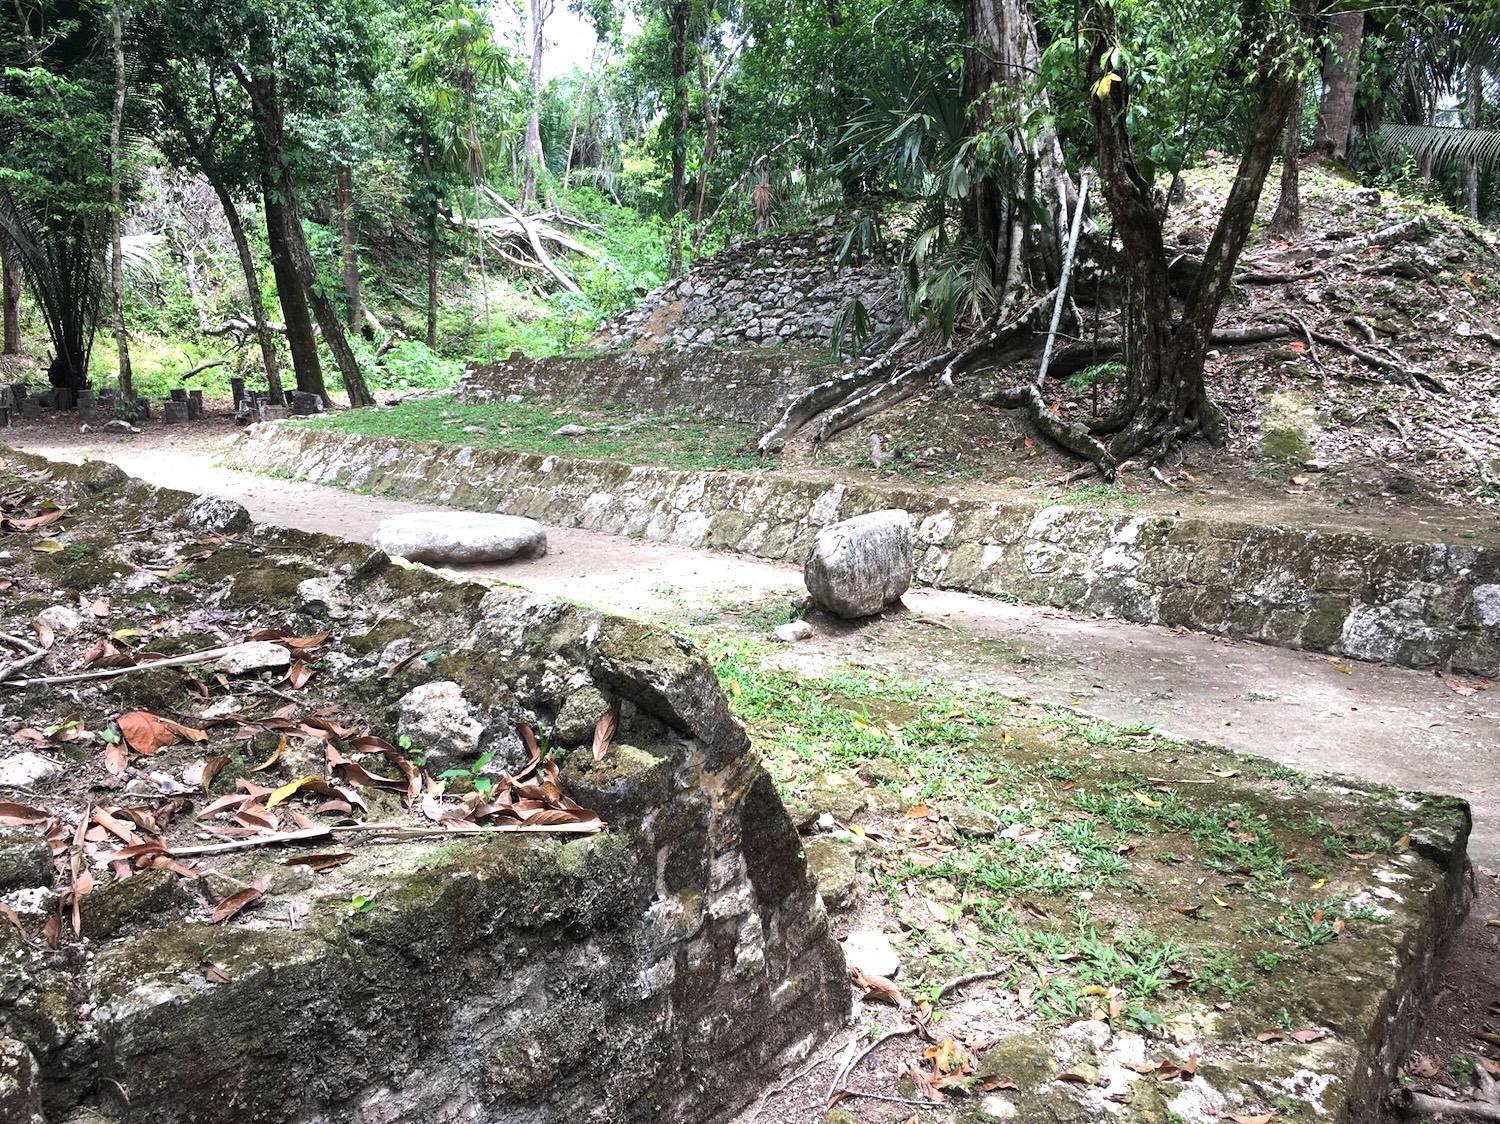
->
[[5, 412, 1499, 1120]]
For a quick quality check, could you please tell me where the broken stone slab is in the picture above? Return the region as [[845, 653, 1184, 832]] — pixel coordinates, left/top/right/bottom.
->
[[802, 771, 868, 823], [214, 642, 292, 675], [0, 752, 65, 790], [0, 827, 52, 893], [841, 929, 899, 979], [181, 494, 252, 536], [803, 837, 858, 911], [371, 511, 547, 565], [804, 509, 913, 619], [772, 619, 814, 643]]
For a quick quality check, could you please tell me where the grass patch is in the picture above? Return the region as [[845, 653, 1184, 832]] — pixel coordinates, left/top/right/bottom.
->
[[292, 395, 766, 472]]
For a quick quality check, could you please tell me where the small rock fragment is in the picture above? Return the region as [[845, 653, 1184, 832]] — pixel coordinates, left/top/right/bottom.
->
[[803, 772, 867, 823], [551, 424, 589, 437], [0, 1037, 44, 1124], [181, 494, 252, 535], [397, 681, 485, 772], [0, 826, 53, 893], [215, 642, 293, 675], [553, 686, 612, 746], [841, 930, 900, 979], [937, 802, 1000, 837], [35, 605, 85, 636], [772, 620, 814, 643], [0, 752, 65, 790]]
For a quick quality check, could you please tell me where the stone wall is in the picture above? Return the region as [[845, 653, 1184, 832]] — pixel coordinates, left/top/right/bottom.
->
[[458, 348, 838, 427], [0, 455, 847, 1124], [227, 426, 1500, 675], [595, 227, 904, 352]]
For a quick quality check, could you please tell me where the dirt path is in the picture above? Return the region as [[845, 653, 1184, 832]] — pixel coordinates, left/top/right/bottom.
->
[[9, 422, 1498, 872]]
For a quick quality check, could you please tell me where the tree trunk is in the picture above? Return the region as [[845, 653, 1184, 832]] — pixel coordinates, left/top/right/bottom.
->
[[1271, 81, 1303, 234], [1312, 11, 1362, 161], [335, 164, 363, 331], [562, 46, 597, 191], [261, 170, 327, 402], [285, 204, 374, 407], [1, 236, 19, 356], [420, 123, 439, 351], [109, 0, 133, 402], [666, 0, 691, 276], [1087, 0, 1302, 466], [211, 179, 284, 403], [1463, 65, 1483, 220], [965, 0, 1071, 311], [521, 0, 550, 208]]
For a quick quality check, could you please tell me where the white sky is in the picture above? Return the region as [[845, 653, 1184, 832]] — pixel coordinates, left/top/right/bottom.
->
[[490, 4, 617, 81]]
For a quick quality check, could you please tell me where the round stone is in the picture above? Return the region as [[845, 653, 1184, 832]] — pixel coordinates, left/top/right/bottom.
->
[[371, 512, 547, 565]]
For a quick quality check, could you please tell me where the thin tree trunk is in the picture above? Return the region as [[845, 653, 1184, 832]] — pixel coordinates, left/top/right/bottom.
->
[[260, 175, 326, 402], [1, 237, 19, 356], [336, 164, 362, 331], [1271, 81, 1303, 234], [1464, 66, 1483, 220], [1312, 11, 1362, 161], [562, 45, 597, 191], [965, 0, 1071, 308], [210, 179, 284, 403], [288, 208, 374, 407], [109, 0, 133, 402], [521, 0, 549, 208], [666, 0, 691, 276], [420, 122, 439, 351]]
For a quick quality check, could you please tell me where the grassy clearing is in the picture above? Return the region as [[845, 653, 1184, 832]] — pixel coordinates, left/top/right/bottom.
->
[[705, 636, 1415, 1033], [292, 395, 766, 472]]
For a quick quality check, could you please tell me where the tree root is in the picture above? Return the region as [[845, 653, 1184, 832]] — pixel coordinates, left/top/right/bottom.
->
[[1394, 1067, 1500, 1121], [985, 383, 1116, 475]]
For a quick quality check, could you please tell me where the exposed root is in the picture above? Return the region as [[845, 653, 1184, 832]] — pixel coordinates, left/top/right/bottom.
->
[[984, 382, 1116, 476], [1394, 1067, 1500, 1121]]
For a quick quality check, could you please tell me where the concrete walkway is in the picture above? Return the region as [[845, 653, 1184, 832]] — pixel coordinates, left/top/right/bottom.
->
[[11, 434, 1499, 867]]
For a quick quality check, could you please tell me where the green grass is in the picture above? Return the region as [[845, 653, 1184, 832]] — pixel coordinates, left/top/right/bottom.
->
[[292, 395, 767, 472]]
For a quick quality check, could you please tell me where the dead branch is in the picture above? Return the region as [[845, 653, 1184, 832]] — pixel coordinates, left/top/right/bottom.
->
[[180, 360, 226, 381], [1306, 330, 1448, 394], [2, 646, 237, 688], [1346, 316, 1379, 346], [936, 968, 1007, 998], [478, 185, 585, 295], [1209, 324, 1291, 344], [1236, 268, 1323, 284], [745, 1033, 853, 1123], [1280, 313, 1324, 372], [0, 649, 48, 683]]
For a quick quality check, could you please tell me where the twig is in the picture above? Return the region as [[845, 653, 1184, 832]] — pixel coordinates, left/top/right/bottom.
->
[[833, 1089, 949, 1109], [1281, 313, 1324, 372], [1, 645, 237, 688], [0, 649, 49, 683], [745, 1032, 851, 1123], [937, 967, 1008, 998], [911, 616, 958, 632], [828, 1024, 916, 1104], [0, 633, 42, 655]]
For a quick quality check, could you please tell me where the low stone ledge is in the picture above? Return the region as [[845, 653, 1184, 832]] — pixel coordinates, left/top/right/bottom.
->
[[226, 425, 1500, 675], [0, 449, 848, 1124]]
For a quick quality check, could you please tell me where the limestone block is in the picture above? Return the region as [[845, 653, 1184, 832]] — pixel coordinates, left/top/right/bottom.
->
[[397, 680, 485, 771], [181, 494, 252, 535], [372, 511, 547, 565], [215, 642, 292, 675], [804, 509, 913, 619]]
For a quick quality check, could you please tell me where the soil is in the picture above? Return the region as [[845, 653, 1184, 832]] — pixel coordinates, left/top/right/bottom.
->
[[4, 413, 1498, 1122]]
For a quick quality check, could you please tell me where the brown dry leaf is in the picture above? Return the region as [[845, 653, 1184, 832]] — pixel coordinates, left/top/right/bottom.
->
[[1055, 1072, 1091, 1085], [285, 662, 315, 689], [0, 801, 50, 825], [117, 711, 178, 755], [251, 735, 286, 772], [233, 806, 280, 833], [210, 874, 272, 923], [1409, 1055, 1440, 1079], [1288, 1027, 1328, 1044], [1223, 1115, 1276, 1124], [283, 852, 353, 872], [158, 717, 208, 743], [200, 960, 232, 984], [924, 1038, 970, 1075], [982, 1077, 1018, 1091], [30, 618, 54, 650], [851, 967, 908, 1008], [1255, 1030, 1285, 1043], [78, 594, 109, 618], [2, 508, 67, 532], [592, 700, 620, 762], [197, 756, 232, 793]]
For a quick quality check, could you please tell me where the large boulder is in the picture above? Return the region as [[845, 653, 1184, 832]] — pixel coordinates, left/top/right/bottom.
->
[[804, 509, 912, 618], [372, 511, 547, 565]]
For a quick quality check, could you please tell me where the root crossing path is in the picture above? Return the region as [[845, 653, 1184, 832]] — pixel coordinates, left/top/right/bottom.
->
[[11, 431, 1499, 869]]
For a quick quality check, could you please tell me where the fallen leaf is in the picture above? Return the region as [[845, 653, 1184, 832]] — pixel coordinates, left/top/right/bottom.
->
[[283, 852, 354, 872], [200, 960, 232, 984], [268, 775, 322, 808], [1223, 1114, 1276, 1124], [210, 874, 272, 923], [1055, 1072, 1091, 1085], [0, 801, 50, 825], [158, 717, 208, 743], [851, 967, 908, 1008], [117, 712, 178, 755], [1288, 1027, 1328, 1043], [251, 735, 286, 772], [906, 804, 932, 818], [592, 700, 620, 762], [982, 1077, 1018, 1091], [285, 662, 315, 689], [32, 539, 64, 554]]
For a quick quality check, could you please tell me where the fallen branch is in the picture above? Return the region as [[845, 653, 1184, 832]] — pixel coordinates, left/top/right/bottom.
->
[[0, 649, 48, 683], [745, 1033, 852, 1123], [166, 819, 603, 858], [180, 359, 226, 381], [936, 967, 1007, 998], [1307, 330, 1448, 394], [1, 645, 237, 688], [1235, 268, 1322, 284]]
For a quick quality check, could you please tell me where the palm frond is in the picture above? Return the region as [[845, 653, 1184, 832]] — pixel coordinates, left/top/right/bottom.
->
[[1373, 123, 1500, 173]]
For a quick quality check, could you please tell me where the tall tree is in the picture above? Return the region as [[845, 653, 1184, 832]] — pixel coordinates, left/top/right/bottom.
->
[[1, 238, 18, 355], [521, 0, 553, 207], [1312, 11, 1362, 160], [1082, 0, 1306, 467], [108, 0, 134, 402]]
